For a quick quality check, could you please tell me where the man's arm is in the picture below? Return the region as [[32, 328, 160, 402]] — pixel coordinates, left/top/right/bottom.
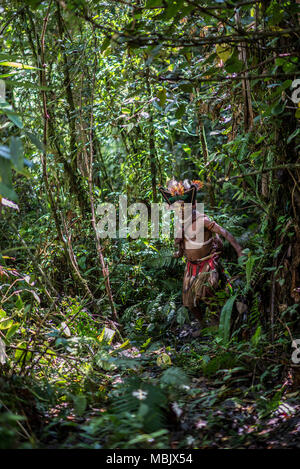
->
[[174, 237, 184, 258], [204, 217, 243, 257]]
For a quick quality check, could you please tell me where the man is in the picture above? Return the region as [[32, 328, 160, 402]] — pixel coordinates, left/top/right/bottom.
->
[[159, 178, 243, 326]]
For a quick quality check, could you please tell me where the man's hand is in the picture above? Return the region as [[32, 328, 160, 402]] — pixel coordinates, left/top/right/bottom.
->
[[173, 250, 183, 259]]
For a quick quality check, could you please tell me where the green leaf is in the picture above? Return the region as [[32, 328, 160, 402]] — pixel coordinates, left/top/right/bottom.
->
[[225, 54, 243, 73], [73, 394, 87, 416], [0, 309, 6, 319], [25, 131, 44, 151], [179, 83, 194, 93], [216, 44, 232, 63], [4, 79, 50, 90], [218, 294, 238, 344], [25, 0, 43, 8], [0, 61, 37, 70], [95, 350, 117, 370], [176, 305, 189, 326], [10, 137, 23, 171], [145, 0, 162, 7], [0, 182, 18, 201], [164, 0, 184, 19], [246, 255, 256, 289], [5, 110, 23, 128], [268, 4, 284, 26], [0, 100, 23, 128], [14, 342, 32, 365], [251, 325, 262, 346], [175, 104, 186, 119], [147, 44, 163, 57], [157, 88, 167, 107], [0, 154, 12, 181], [0, 318, 14, 330], [101, 38, 111, 53], [287, 128, 300, 144], [156, 352, 172, 367], [0, 54, 12, 62], [98, 326, 115, 344], [60, 321, 71, 337], [6, 323, 20, 341], [271, 102, 284, 116], [160, 366, 189, 387]]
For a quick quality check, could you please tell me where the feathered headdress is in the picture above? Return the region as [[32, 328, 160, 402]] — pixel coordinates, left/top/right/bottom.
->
[[159, 178, 203, 205]]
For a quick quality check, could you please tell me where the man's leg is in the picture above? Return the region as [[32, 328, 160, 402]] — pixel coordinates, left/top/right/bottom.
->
[[189, 305, 206, 335]]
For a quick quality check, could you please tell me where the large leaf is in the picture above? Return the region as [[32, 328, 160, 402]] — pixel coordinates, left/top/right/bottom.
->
[[0, 183, 17, 201], [10, 137, 23, 171], [160, 366, 189, 387], [0, 318, 14, 330], [0, 61, 37, 70], [218, 294, 238, 344], [6, 323, 20, 341], [246, 255, 256, 289], [25, 130, 45, 151], [175, 104, 186, 119], [145, 0, 163, 7], [4, 110, 23, 128], [156, 88, 167, 107], [14, 342, 32, 365], [216, 44, 232, 63], [0, 100, 23, 128], [225, 54, 243, 73], [73, 394, 87, 416], [0, 156, 12, 185]]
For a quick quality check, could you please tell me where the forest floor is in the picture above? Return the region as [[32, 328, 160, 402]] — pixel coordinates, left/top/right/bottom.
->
[[1, 252, 300, 450], [168, 325, 300, 449], [2, 316, 300, 450]]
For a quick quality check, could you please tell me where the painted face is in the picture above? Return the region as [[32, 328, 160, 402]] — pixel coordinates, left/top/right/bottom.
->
[[169, 201, 185, 225], [170, 200, 184, 213]]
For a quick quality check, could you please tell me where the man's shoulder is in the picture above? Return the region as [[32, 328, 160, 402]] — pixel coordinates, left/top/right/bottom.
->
[[193, 210, 204, 219]]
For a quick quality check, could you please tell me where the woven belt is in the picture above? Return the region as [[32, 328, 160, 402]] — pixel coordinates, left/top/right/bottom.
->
[[186, 251, 222, 265]]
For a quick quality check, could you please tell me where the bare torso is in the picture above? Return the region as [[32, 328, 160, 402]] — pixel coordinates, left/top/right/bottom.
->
[[174, 209, 242, 261]]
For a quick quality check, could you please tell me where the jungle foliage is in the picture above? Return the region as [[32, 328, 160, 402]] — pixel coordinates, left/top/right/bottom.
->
[[0, 0, 299, 449]]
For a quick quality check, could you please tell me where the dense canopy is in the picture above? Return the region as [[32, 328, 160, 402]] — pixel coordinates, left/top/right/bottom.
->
[[0, 0, 300, 450]]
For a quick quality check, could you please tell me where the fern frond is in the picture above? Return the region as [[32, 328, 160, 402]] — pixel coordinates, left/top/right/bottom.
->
[[113, 378, 167, 433]]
